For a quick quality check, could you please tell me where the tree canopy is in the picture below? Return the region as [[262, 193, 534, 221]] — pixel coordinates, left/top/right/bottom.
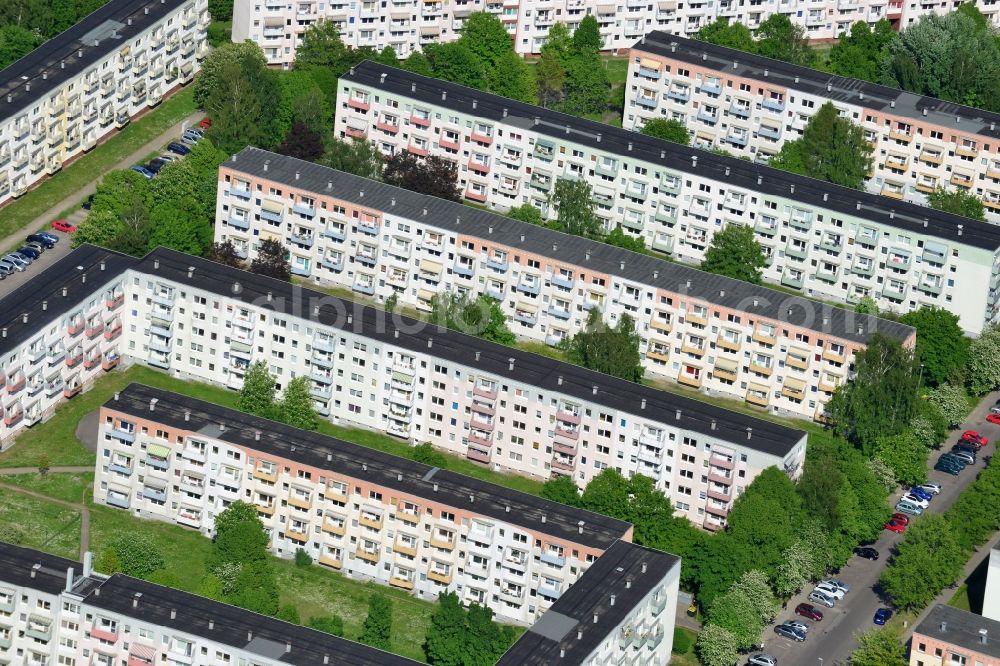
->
[[771, 102, 873, 189], [565, 310, 644, 383], [384, 153, 462, 202], [927, 187, 986, 221], [549, 178, 603, 238], [700, 224, 767, 284], [250, 238, 291, 281], [828, 20, 897, 81], [899, 307, 969, 387], [640, 118, 690, 145], [431, 292, 516, 345]]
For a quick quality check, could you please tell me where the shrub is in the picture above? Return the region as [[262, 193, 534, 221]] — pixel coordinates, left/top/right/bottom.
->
[[294, 548, 313, 567]]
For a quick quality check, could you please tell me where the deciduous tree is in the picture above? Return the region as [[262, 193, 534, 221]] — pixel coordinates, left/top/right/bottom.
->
[[927, 187, 985, 221], [383, 153, 461, 202], [432, 292, 516, 345], [927, 382, 969, 428], [249, 238, 291, 281], [110, 534, 165, 579], [205, 46, 286, 152], [541, 474, 581, 506], [550, 178, 602, 238], [700, 224, 767, 284], [849, 627, 908, 666], [968, 325, 1000, 394], [359, 595, 393, 650], [424, 42, 486, 89], [605, 225, 647, 253], [900, 307, 969, 387], [238, 361, 277, 418], [873, 430, 928, 486], [694, 18, 754, 51], [322, 137, 383, 181], [640, 118, 690, 145], [565, 310, 643, 382], [754, 14, 814, 65], [506, 203, 544, 225], [879, 514, 964, 610], [276, 121, 325, 162], [828, 20, 897, 81], [696, 624, 740, 666], [797, 102, 874, 189], [206, 241, 245, 268], [296, 20, 354, 74], [537, 23, 572, 108], [278, 375, 319, 431]]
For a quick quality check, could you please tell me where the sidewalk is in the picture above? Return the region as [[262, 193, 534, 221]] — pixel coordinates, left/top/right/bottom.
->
[[0, 109, 203, 250]]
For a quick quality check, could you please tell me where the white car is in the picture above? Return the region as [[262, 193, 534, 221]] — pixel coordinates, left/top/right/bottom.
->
[[901, 494, 929, 509], [918, 482, 942, 496], [808, 590, 836, 608], [820, 579, 850, 594], [785, 620, 810, 634], [813, 583, 845, 600], [748, 655, 777, 666]]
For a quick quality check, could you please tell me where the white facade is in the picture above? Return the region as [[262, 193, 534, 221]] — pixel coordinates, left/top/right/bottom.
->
[[216, 148, 916, 424], [0, 0, 208, 207], [232, 0, 1000, 68], [335, 61, 1000, 334], [984, 544, 1000, 622], [625, 32, 1000, 222]]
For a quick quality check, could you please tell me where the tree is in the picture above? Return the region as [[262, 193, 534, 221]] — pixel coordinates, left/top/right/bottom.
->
[[75, 170, 153, 250], [36, 454, 50, 476], [700, 224, 767, 284], [384, 292, 398, 313], [713, 572, 778, 638], [411, 443, 448, 467], [549, 178, 602, 238], [866, 457, 898, 493], [96, 548, 122, 575], [605, 225, 647, 253], [383, 153, 461, 202], [968, 325, 1000, 394], [424, 42, 487, 89], [724, 468, 803, 578], [147, 196, 213, 255], [205, 47, 287, 152], [827, 332, 921, 451], [640, 118, 690, 145], [754, 14, 814, 66], [873, 430, 928, 486], [207, 241, 245, 268], [540, 474, 581, 506], [402, 51, 434, 76], [194, 41, 268, 107], [562, 47, 609, 116], [461, 12, 513, 67], [879, 514, 965, 610], [465, 603, 516, 664], [695, 18, 754, 51], [238, 361, 277, 418], [900, 307, 968, 388], [849, 627, 908, 666], [828, 20, 897, 82], [278, 376, 319, 431], [537, 24, 571, 108], [927, 382, 969, 428], [296, 20, 354, 74], [506, 203, 544, 225], [0, 24, 42, 70], [208, 0, 233, 20], [767, 139, 807, 176], [486, 50, 535, 103], [210, 501, 270, 568], [110, 534, 165, 578], [359, 595, 393, 650], [795, 102, 874, 189], [276, 604, 301, 623], [250, 238, 291, 281], [431, 292, 516, 345], [276, 121, 325, 162], [579, 468, 632, 518], [424, 592, 469, 666], [927, 187, 985, 221], [774, 524, 826, 597], [572, 15, 602, 53], [855, 295, 879, 316], [308, 615, 345, 636], [228, 559, 279, 615], [565, 310, 644, 383], [696, 624, 740, 666], [322, 137, 383, 181]]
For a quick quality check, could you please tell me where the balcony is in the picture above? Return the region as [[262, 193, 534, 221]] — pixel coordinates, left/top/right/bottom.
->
[[106, 493, 130, 509], [25, 617, 52, 641], [142, 485, 167, 502]]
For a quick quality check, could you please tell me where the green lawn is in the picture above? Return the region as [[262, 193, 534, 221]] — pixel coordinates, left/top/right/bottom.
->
[[1, 472, 93, 503], [670, 627, 701, 665], [0, 487, 80, 559], [0, 86, 197, 240], [949, 584, 971, 611]]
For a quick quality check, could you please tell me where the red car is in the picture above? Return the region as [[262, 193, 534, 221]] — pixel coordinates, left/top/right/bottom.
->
[[198, 117, 212, 129], [795, 603, 824, 621], [890, 512, 910, 526], [988, 414, 1000, 425], [885, 519, 907, 533], [51, 219, 76, 233], [960, 431, 988, 449]]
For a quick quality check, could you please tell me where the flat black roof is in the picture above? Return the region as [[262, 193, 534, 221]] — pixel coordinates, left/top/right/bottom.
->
[[85, 574, 422, 665], [225, 148, 914, 346], [138, 246, 808, 457], [0, 541, 79, 596], [496, 540, 679, 665], [0, 244, 136, 359], [107, 383, 631, 548], [635, 31, 1000, 143], [341, 61, 1000, 252], [0, 0, 190, 121], [913, 604, 1000, 659]]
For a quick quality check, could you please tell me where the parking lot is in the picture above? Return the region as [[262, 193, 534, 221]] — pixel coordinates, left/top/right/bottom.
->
[[0, 224, 77, 299]]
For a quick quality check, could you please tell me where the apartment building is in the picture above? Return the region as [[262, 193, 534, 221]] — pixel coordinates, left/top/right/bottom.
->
[[0, 537, 678, 666], [982, 543, 1000, 622], [0, 245, 133, 450], [231, 0, 1000, 69], [93, 384, 677, 631], [216, 147, 915, 423], [0, 244, 807, 529], [909, 604, 1000, 666], [335, 61, 1000, 334], [0, 0, 208, 208], [624, 32, 1000, 221]]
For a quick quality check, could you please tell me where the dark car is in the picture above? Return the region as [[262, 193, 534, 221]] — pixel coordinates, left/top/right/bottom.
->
[[145, 158, 167, 174], [16, 246, 40, 260], [774, 624, 806, 642], [936, 460, 962, 476], [873, 608, 893, 625], [167, 142, 191, 156], [82, 194, 94, 210], [26, 233, 54, 249], [794, 603, 824, 621], [939, 453, 967, 468], [908, 486, 933, 502], [854, 546, 879, 560]]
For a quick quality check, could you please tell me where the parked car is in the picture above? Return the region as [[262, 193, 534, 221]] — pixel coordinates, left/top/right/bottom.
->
[[167, 142, 191, 156], [936, 459, 963, 475], [82, 194, 94, 210], [0, 259, 20, 274], [26, 233, 55, 249], [183, 127, 203, 139], [748, 655, 777, 666], [180, 133, 200, 146], [950, 450, 976, 465], [51, 219, 77, 233], [895, 500, 924, 516], [900, 494, 929, 509], [940, 452, 968, 466], [795, 603, 824, 621], [35, 231, 59, 244], [961, 431, 988, 449], [784, 620, 810, 634], [918, 482, 942, 496], [890, 513, 910, 526], [885, 519, 907, 534], [908, 486, 933, 502], [854, 546, 879, 560], [807, 590, 836, 608], [3, 253, 29, 269], [145, 158, 167, 174], [774, 623, 806, 642], [198, 116, 212, 129], [24, 242, 47, 254], [0, 263, 13, 278], [7, 251, 31, 265], [873, 608, 893, 625], [130, 165, 154, 179], [813, 583, 845, 600], [987, 413, 1000, 425]]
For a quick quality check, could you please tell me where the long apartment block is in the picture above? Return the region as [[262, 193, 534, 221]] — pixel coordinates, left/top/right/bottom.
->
[[94, 383, 681, 635], [335, 61, 1000, 334], [0, 537, 677, 666], [624, 32, 1000, 220], [216, 147, 915, 423], [0, 244, 807, 530], [0, 0, 208, 207], [908, 605, 1000, 666], [229, 0, 998, 69]]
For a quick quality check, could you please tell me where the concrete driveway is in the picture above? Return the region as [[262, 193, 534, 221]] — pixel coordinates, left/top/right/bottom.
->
[[0, 219, 79, 299]]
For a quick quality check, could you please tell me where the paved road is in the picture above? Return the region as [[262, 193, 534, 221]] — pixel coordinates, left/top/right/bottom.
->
[[0, 466, 94, 559], [756, 391, 1000, 666], [0, 215, 80, 298]]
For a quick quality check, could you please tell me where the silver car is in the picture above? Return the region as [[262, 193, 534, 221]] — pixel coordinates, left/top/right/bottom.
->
[[748, 656, 777, 666], [3, 253, 28, 269], [808, 590, 835, 608], [784, 620, 810, 634], [820, 579, 850, 594]]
